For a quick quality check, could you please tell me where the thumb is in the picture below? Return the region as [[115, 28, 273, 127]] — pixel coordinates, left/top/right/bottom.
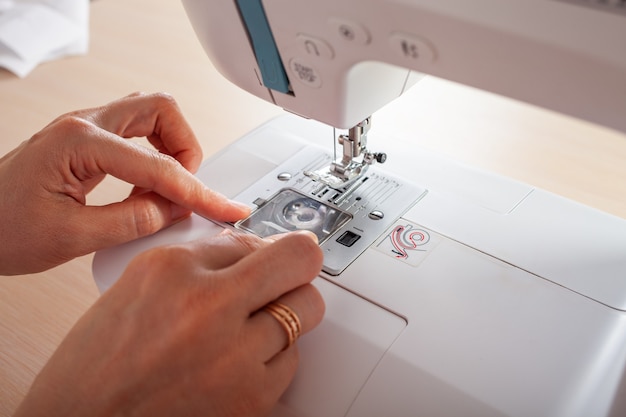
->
[[76, 192, 192, 253]]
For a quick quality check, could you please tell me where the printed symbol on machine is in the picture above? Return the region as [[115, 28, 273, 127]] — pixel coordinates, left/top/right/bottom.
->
[[338, 24, 356, 41], [289, 59, 322, 87], [293, 62, 316, 82], [304, 40, 321, 56], [297, 35, 334, 60], [401, 40, 420, 59], [390, 33, 435, 64], [381, 224, 430, 259]]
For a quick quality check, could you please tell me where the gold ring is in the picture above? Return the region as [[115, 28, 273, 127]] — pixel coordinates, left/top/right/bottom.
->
[[263, 301, 302, 350]]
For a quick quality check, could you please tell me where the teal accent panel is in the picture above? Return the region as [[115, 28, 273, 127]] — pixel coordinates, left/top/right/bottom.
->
[[236, 0, 291, 94]]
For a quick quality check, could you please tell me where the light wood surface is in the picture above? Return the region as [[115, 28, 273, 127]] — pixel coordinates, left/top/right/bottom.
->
[[0, 0, 624, 415]]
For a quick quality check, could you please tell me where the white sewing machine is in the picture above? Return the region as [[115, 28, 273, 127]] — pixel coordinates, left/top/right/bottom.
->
[[93, 1, 626, 416]]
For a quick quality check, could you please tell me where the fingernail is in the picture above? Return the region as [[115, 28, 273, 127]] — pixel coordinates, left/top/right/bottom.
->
[[263, 230, 318, 243], [263, 233, 288, 242], [219, 228, 233, 236], [295, 230, 319, 244], [231, 200, 252, 213]]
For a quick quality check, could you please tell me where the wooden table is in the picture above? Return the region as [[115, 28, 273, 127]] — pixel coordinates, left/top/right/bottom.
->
[[1, 1, 624, 415]]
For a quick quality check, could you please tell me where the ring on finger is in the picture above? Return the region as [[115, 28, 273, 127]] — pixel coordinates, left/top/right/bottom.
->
[[263, 301, 302, 351]]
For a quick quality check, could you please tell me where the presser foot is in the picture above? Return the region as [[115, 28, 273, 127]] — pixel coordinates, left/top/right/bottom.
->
[[305, 117, 386, 189], [305, 163, 371, 189]]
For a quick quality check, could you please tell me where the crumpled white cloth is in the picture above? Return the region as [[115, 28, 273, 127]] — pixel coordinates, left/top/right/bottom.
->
[[0, 0, 89, 77]]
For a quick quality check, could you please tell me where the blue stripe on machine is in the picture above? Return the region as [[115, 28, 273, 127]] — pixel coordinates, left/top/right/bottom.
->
[[236, 0, 291, 94]]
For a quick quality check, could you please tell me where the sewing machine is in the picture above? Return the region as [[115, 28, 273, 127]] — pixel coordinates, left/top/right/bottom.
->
[[93, 1, 626, 416]]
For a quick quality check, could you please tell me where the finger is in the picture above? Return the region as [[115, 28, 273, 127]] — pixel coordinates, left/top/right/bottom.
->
[[186, 231, 272, 271], [159, 231, 301, 274], [85, 92, 203, 172], [65, 192, 190, 253], [247, 283, 324, 362], [261, 346, 300, 407], [74, 130, 249, 222], [222, 231, 323, 313], [71, 197, 270, 257]]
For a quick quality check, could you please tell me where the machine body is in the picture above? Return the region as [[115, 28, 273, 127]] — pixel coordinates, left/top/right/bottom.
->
[[94, 115, 626, 417], [94, 1, 626, 416], [182, 0, 625, 187], [182, 0, 626, 132]]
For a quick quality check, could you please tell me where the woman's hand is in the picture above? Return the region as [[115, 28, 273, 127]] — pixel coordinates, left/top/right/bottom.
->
[[14, 230, 325, 417], [0, 93, 250, 274]]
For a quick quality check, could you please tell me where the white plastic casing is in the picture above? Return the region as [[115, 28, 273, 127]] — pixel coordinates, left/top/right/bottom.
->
[[182, 0, 626, 131], [94, 116, 626, 417]]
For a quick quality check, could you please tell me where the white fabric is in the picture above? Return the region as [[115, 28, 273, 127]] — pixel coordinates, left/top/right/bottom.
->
[[0, 0, 89, 77]]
